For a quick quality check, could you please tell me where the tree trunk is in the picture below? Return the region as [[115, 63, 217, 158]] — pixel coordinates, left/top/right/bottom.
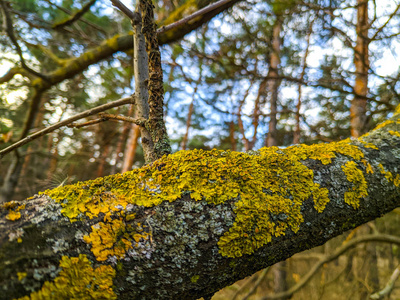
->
[[2, 109, 400, 299], [266, 17, 282, 147], [351, 0, 369, 138], [121, 122, 141, 173]]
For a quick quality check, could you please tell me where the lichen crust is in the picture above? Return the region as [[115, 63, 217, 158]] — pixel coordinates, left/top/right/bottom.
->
[[17, 254, 116, 300], [41, 139, 368, 259]]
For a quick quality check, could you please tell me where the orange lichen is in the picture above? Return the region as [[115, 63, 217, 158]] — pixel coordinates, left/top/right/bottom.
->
[[18, 254, 116, 300]]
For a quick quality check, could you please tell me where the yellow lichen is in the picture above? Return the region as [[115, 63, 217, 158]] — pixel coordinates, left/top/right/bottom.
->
[[312, 184, 330, 213], [3, 202, 25, 221], [42, 139, 367, 258], [361, 159, 374, 174], [341, 161, 368, 209], [388, 130, 400, 137], [6, 210, 21, 221], [18, 254, 116, 300], [373, 120, 394, 131], [191, 275, 200, 283], [359, 138, 379, 150], [379, 164, 400, 187], [17, 272, 27, 281], [83, 217, 149, 261]]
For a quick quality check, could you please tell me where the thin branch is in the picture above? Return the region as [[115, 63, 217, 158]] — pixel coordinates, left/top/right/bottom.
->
[[260, 234, 400, 300], [241, 267, 270, 300], [157, 0, 234, 34], [370, 3, 400, 41], [0, 96, 134, 159], [370, 264, 400, 299], [67, 118, 107, 128], [0, 1, 49, 81], [110, 0, 140, 23], [52, 0, 97, 29], [98, 113, 147, 125], [43, 0, 106, 35]]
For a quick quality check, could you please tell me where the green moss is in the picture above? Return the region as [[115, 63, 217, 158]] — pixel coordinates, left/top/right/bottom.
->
[[42, 140, 367, 259], [18, 254, 116, 300], [341, 161, 368, 209]]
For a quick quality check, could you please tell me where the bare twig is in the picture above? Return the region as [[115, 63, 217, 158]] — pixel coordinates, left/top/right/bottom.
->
[[0, 1, 49, 81], [98, 113, 147, 125], [157, 0, 234, 34], [241, 267, 270, 300], [110, 0, 140, 23], [260, 234, 400, 300], [67, 118, 107, 128], [370, 264, 400, 299], [0, 96, 134, 159]]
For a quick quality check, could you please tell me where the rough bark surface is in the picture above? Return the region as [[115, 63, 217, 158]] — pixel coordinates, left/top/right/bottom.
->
[[140, 0, 171, 159], [1, 108, 400, 300]]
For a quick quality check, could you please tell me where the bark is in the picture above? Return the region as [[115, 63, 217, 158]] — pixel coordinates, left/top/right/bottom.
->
[[140, 0, 171, 159], [266, 17, 282, 147], [133, 4, 156, 163], [351, 0, 369, 138], [2, 108, 400, 299]]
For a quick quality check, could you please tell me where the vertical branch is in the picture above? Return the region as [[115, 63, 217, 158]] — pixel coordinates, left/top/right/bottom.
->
[[140, 0, 171, 158], [132, 4, 156, 163]]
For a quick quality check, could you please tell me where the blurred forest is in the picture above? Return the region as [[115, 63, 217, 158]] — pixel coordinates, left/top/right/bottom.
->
[[1, 0, 400, 298]]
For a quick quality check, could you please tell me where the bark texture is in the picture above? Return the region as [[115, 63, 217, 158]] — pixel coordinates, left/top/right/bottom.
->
[[1, 108, 400, 299]]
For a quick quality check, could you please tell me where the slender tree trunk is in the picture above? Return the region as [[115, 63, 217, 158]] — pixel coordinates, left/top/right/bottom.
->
[[112, 105, 135, 174], [0, 151, 23, 202], [121, 121, 141, 173], [293, 18, 313, 145], [266, 17, 282, 147], [181, 99, 195, 150], [229, 120, 237, 151], [351, 0, 369, 138], [96, 143, 111, 177], [350, 3, 378, 298]]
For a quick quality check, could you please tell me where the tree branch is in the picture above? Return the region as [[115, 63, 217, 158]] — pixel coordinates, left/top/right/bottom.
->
[[370, 264, 400, 299], [2, 108, 400, 299], [52, 0, 97, 30], [0, 96, 134, 158], [0, 0, 49, 81]]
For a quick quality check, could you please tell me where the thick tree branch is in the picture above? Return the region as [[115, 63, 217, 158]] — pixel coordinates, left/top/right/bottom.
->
[[2, 108, 400, 299]]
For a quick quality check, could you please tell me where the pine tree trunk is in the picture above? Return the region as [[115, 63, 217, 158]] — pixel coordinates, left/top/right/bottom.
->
[[266, 17, 282, 147]]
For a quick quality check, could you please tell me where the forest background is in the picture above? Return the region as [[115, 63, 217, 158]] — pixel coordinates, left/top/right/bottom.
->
[[1, 0, 400, 298]]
